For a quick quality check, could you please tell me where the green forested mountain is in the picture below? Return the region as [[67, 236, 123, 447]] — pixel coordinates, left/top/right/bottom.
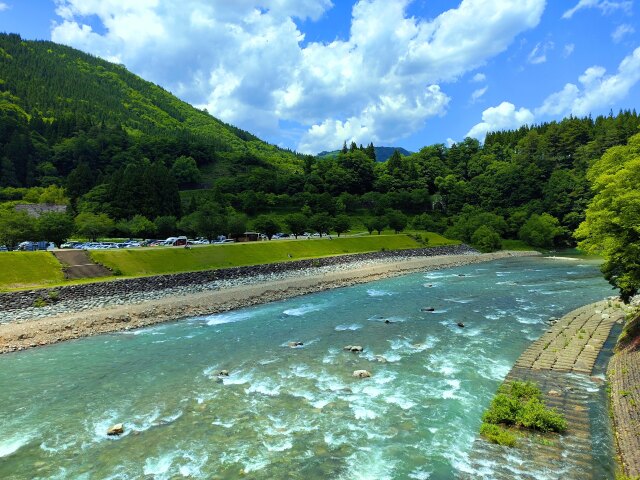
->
[[0, 32, 303, 187], [1, 32, 640, 292]]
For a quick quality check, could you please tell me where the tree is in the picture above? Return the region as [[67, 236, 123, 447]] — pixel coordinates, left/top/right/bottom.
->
[[518, 213, 563, 248], [0, 208, 35, 249], [284, 213, 307, 239], [386, 210, 408, 234], [253, 215, 281, 240], [576, 133, 640, 301], [127, 215, 157, 238], [171, 156, 201, 187], [154, 216, 177, 238], [372, 216, 387, 235], [37, 212, 74, 247], [363, 217, 376, 235], [309, 213, 332, 237], [227, 214, 247, 240], [74, 212, 114, 241], [333, 215, 351, 237], [471, 225, 502, 252]]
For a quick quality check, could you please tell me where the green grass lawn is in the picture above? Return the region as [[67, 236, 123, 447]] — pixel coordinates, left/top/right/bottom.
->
[[0, 251, 65, 290], [90, 234, 449, 277]]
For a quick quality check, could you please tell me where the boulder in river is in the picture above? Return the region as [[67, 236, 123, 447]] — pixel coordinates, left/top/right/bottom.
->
[[349, 345, 363, 353], [548, 390, 562, 397], [457, 322, 465, 328], [421, 307, 435, 312], [107, 423, 124, 436], [353, 370, 371, 378], [288, 341, 304, 348], [217, 370, 229, 377]]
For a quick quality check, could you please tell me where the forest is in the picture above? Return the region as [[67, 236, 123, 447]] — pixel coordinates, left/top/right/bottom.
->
[[0, 33, 639, 297]]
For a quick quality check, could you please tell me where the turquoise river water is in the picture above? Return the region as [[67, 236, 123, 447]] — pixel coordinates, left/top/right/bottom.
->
[[0, 256, 617, 479]]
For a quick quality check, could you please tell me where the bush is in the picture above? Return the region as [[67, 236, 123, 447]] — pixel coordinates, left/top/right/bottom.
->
[[471, 225, 502, 252], [481, 380, 567, 443], [480, 422, 518, 447], [516, 398, 567, 433]]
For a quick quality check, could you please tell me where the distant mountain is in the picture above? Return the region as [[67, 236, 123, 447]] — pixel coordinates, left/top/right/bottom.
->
[[317, 146, 413, 162]]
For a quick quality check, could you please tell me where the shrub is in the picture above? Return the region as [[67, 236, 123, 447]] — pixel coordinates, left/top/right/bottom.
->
[[481, 380, 567, 444], [480, 422, 518, 447], [516, 398, 567, 433]]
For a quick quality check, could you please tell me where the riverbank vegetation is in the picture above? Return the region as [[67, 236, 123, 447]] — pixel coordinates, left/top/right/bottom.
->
[[480, 381, 567, 447]]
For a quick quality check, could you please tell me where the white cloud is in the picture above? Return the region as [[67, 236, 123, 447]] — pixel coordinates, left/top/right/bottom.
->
[[563, 43, 575, 57], [51, 0, 545, 153], [0, 2, 9, 12], [537, 46, 640, 117], [466, 102, 534, 140], [472, 72, 486, 83], [612, 24, 635, 42], [527, 41, 554, 64], [470, 86, 488, 103], [562, 0, 632, 19]]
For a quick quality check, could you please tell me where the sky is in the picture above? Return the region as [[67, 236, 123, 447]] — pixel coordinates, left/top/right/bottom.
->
[[0, 1, 639, 154]]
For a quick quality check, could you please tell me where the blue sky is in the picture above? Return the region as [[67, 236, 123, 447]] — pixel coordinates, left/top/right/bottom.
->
[[1, 1, 638, 153]]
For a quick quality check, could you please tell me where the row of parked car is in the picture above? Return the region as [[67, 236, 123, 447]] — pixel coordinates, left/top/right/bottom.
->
[[58, 236, 238, 250]]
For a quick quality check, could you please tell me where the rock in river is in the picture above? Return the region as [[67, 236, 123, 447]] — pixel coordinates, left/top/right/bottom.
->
[[353, 370, 372, 378], [107, 423, 124, 436]]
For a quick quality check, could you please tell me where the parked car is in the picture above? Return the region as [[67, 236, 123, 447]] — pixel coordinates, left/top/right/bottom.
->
[[0, 245, 7, 252]]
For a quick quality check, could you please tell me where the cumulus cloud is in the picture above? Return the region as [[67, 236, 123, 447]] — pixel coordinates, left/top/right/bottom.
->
[[470, 86, 488, 103], [51, 0, 545, 152], [0, 2, 9, 11], [612, 24, 635, 42], [537, 46, 640, 117], [562, 0, 632, 19], [466, 102, 534, 140]]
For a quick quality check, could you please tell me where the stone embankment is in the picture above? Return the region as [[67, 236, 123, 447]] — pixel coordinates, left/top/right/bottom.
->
[[0, 248, 537, 353], [608, 306, 640, 479], [1, 245, 477, 316], [462, 299, 630, 480]]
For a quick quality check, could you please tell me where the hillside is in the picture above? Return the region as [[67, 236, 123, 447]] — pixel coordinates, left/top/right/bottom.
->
[[0, 32, 303, 187], [318, 146, 413, 162]]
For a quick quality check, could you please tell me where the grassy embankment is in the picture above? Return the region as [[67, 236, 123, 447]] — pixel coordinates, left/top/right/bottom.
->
[[91, 234, 455, 276], [0, 251, 65, 290], [0, 233, 456, 290]]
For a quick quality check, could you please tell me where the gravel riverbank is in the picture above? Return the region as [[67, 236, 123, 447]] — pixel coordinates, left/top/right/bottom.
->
[[0, 249, 539, 354]]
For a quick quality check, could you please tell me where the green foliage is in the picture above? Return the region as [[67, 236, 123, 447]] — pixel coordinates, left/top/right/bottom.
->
[[576, 133, 640, 302], [445, 205, 507, 243], [171, 156, 202, 188], [333, 215, 351, 237], [74, 212, 114, 241], [371, 216, 388, 235], [479, 422, 518, 447], [386, 210, 408, 234], [0, 207, 34, 248], [309, 212, 332, 237], [471, 225, 502, 252], [253, 215, 281, 240], [154, 215, 177, 238], [482, 381, 567, 439], [37, 212, 74, 247], [518, 213, 563, 249], [284, 213, 307, 239]]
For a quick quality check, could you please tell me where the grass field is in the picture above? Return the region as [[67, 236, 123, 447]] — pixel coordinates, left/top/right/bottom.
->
[[0, 252, 64, 290], [91, 233, 455, 277]]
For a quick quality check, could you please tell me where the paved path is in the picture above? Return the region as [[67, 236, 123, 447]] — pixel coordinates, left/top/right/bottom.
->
[[51, 250, 112, 280], [461, 300, 628, 479]]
